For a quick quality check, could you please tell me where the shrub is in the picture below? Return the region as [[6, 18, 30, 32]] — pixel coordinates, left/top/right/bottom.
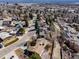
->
[[30, 40, 36, 46], [29, 52, 41, 59], [17, 28, 25, 35]]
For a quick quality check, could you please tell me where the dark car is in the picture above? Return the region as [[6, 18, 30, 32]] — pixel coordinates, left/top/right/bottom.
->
[[0, 44, 3, 48], [0, 38, 3, 43]]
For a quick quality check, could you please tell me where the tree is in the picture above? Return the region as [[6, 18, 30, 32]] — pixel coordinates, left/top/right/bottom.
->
[[54, 14, 57, 19], [45, 15, 49, 25], [29, 13, 33, 20], [37, 14, 40, 20], [35, 20, 40, 38], [23, 14, 29, 27], [17, 28, 25, 35], [46, 14, 53, 26], [47, 15, 55, 32], [30, 40, 36, 46], [29, 52, 41, 59]]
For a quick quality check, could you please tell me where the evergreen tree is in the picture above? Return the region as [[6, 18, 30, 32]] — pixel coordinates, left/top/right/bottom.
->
[[24, 14, 29, 27], [35, 19, 40, 38], [29, 13, 33, 20]]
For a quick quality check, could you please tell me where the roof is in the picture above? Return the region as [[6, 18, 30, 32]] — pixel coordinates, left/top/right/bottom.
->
[[0, 20, 3, 26], [0, 26, 5, 29], [3, 17, 12, 21], [0, 32, 11, 39]]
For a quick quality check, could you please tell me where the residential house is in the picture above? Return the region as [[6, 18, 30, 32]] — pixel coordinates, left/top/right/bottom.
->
[[0, 20, 3, 26], [3, 17, 12, 27], [0, 32, 11, 39], [11, 20, 25, 27]]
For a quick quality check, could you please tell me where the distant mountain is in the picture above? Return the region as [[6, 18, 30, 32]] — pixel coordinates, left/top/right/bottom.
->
[[0, 0, 79, 3]]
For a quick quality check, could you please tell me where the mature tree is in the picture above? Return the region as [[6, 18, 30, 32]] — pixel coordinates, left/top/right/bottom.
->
[[23, 14, 29, 27], [17, 28, 25, 35], [45, 15, 49, 25], [29, 13, 33, 20], [35, 19, 40, 38]]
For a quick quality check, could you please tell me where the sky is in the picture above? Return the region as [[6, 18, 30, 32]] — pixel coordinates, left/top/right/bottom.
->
[[0, 0, 79, 3]]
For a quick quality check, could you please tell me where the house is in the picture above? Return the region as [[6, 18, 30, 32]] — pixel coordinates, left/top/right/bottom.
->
[[68, 9, 75, 13], [11, 20, 25, 27], [0, 16, 3, 20], [2, 17, 12, 26], [0, 26, 5, 31], [3, 21, 11, 26], [12, 15, 19, 21], [10, 24, 23, 35], [0, 20, 3, 26], [9, 30, 17, 35], [0, 32, 11, 39]]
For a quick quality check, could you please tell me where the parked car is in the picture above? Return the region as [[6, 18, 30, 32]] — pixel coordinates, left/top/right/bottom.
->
[[0, 43, 3, 48]]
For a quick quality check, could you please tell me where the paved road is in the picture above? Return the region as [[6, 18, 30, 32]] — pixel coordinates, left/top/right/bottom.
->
[[41, 50, 50, 59]]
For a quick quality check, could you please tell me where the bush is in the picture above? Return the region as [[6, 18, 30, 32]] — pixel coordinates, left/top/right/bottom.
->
[[17, 28, 25, 35], [30, 40, 36, 46], [29, 52, 41, 59]]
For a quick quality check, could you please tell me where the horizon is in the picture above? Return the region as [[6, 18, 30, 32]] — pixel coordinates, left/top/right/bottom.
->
[[0, 0, 79, 3]]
